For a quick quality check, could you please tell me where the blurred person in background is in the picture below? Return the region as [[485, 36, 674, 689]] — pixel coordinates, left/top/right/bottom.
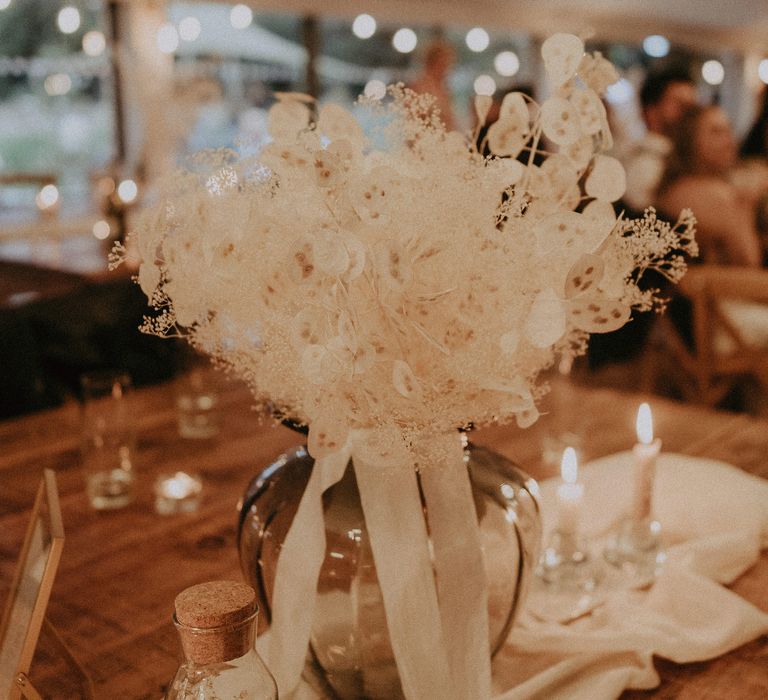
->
[[656, 104, 762, 267], [735, 87, 768, 246], [622, 69, 697, 213], [741, 87, 768, 161], [411, 37, 456, 130]]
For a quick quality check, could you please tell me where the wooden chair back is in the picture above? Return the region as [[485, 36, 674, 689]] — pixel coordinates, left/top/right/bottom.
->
[[645, 265, 768, 408]]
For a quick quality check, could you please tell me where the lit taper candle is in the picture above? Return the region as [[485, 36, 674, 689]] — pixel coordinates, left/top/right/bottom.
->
[[557, 447, 583, 536], [632, 403, 661, 521]]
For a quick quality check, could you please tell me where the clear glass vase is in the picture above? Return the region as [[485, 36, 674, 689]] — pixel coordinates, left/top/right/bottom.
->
[[237, 437, 541, 699]]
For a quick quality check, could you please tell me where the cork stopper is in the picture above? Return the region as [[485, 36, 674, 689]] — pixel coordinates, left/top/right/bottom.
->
[[174, 580, 258, 665]]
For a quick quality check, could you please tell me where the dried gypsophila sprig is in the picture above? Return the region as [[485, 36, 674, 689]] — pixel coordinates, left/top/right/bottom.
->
[[120, 32, 696, 459]]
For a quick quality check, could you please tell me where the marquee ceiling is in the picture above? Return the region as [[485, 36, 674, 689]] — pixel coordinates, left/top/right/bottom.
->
[[236, 0, 768, 51]]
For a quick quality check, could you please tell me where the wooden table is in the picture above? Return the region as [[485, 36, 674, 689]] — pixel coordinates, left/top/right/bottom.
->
[[1, 374, 767, 699]]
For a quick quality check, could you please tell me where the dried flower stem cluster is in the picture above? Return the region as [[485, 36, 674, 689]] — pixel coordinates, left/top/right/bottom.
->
[[116, 34, 696, 458]]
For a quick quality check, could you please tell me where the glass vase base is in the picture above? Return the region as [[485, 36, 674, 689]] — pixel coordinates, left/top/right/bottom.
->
[[239, 442, 542, 700]]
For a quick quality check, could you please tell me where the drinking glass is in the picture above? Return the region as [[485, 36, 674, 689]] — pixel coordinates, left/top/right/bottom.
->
[[175, 369, 220, 439], [80, 371, 135, 510]]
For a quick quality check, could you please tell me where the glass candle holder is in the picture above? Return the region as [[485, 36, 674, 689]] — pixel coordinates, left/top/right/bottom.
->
[[603, 516, 665, 586], [530, 448, 602, 622], [154, 471, 203, 515], [175, 369, 221, 440], [80, 370, 136, 510], [604, 405, 665, 586]]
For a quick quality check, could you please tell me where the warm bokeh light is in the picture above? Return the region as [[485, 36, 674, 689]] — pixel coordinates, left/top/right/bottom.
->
[[701, 59, 724, 85], [392, 28, 417, 53], [643, 35, 670, 58], [117, 179, 138, 204], [473, 74, 496, 96], [57, 6, 81, 34], [758, 59, 768, 85], [636, 403, 654, 445], [605, 77, 633, 104], [157, 23, 179, 54], [494, 50, 520, 77], [230, 4, 253, 30], [44, 73, 72, 96], [36, 184, 59, 210], [92, 220, 111, 240], [352, 13, 376, 39], [466, 27, 490, 53], [179, 16, 201, 42], [82, 31, 106, 57], [364, 79, 386, 99], [560, 447, 578, 484]]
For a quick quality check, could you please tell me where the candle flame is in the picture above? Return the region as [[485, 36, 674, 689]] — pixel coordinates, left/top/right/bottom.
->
[[560, 447, 578, 484], [162, 471, 199, 499], [636, 402, 653, 444]]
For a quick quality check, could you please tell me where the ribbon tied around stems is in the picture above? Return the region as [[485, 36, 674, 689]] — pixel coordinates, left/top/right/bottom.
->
[[267, 428, 492, 700]]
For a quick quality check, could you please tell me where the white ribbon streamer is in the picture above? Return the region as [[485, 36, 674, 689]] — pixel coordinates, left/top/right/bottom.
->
[[353, 446, 456, 700], [267, 430, 492, 700], [267, 444, 351, 695], [418, 434, 492, 700]]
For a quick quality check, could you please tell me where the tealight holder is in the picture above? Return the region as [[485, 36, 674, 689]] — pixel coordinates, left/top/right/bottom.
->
[[537, 528, 599, 590], [603, 516, 665, 586], [154, 471, 203, 515], [175, 369, 221, 440], [531, 529, 603, 622]]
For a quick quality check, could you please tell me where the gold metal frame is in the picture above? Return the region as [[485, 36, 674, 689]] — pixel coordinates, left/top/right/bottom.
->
[[0, 470, 93, 699]]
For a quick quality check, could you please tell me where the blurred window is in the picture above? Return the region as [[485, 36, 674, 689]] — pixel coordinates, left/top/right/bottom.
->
[[168, 2, 304, 157], [0, 0, 113, 225]]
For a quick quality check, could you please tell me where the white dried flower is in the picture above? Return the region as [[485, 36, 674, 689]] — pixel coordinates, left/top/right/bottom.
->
[[525, 288, 567, 348], [585, 155, 627, 202], [578, 51, 620, 95], [268, 100, 311, 143], [121, 36, 696, 451], [542, 33, 584, 87], [487, 116, 529, 157], [540, 97, 581, 146], [474, 95, 493, 126]]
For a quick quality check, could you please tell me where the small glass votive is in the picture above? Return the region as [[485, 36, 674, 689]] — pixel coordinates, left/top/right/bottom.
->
[[175, 370, 220, 439], [536, 529, 600, 591], [154, 471, 203, 515], [529, 529, 603, 623], [603, 516, 665, 586]]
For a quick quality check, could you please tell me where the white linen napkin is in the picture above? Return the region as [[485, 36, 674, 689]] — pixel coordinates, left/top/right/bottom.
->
[[493, 452, 768, 700]]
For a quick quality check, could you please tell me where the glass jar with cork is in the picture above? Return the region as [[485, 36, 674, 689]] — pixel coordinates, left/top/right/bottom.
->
[[167, 580, 277, 699]]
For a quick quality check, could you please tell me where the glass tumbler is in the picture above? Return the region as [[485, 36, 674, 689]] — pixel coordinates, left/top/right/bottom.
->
[[80, 371, 136, 510], [175, 369, 220, 439]]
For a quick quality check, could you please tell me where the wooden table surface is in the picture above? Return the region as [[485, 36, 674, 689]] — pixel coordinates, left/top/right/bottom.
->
[[1, 374, 766, 699]]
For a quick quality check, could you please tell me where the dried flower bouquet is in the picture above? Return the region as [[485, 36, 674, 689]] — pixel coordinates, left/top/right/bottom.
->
[[114, 33, 696, 700]]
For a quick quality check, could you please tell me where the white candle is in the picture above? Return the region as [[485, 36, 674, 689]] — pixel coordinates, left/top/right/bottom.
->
[[557, 447, 583, 536], [632, 403, 661, 521]]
